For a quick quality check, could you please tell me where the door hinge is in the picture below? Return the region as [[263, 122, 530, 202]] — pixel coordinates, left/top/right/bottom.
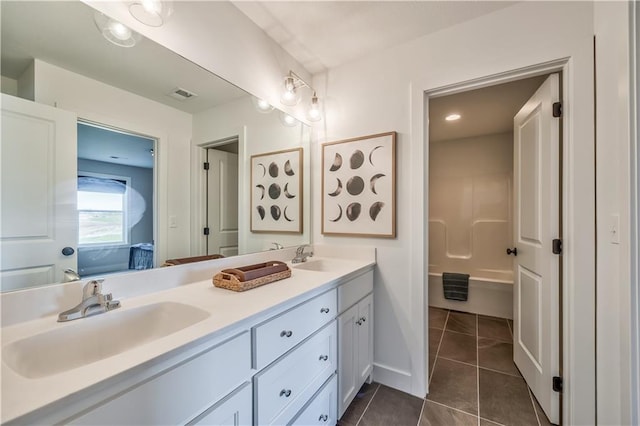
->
[[552, 376, 563, 393], [552, 102, 562, 118], [203, 162, 210, 170], [203, 227, 210, 236], [552, 238, 562, 255]]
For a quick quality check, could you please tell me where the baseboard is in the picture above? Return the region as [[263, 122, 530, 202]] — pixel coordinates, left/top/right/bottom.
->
[[372, 362, 415, 396]]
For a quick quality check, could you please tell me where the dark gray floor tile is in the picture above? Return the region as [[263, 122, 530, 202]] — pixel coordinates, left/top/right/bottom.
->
[[446, 311, 476, 335], [478, 337, 520, 376], [530, 388, 554, 426], [359, 384, 423, 426], [439, 331, 477, 365], [478, 316, 512, 342], [427, 358, 477, 414], [429, 327, 443, 356], [338, 382, 379, 426], [429, 307, 448, 330], [420, 400, 477, 426], [479, 369, 538, 426]]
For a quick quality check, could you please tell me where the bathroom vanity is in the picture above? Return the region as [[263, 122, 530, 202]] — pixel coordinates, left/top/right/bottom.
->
[[0, 246, 375, 425]]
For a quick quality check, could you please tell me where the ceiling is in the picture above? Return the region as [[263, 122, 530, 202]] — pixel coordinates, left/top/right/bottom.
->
[[78, 123, 155, 169], [429, 75, 547, 142], [1, 1, 248, 114], [232, 1, 517, 74]]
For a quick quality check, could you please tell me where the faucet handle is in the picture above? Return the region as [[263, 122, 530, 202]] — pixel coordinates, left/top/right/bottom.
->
[[83, 279, 104, 298]]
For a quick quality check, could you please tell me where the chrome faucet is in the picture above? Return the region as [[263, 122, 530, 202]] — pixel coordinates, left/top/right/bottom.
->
[[271, 242, 284, 250], [292, 244, 313, 263], [62, 268, 80, 283], [57, 279, 121, 322]]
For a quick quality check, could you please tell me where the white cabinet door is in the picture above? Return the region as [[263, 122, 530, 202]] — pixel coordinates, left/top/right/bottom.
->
[[207, 148, 238, 257], [356, 294, 373, 385], [338, 303, 358, 417], [189, 382, 252, 426], [338, 293, 374, 418]]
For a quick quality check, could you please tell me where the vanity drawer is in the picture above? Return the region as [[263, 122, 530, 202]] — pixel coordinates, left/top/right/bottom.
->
[[254, 321, 337, 425], [253, 289, 336, 369], [68, 331, 251, 425], [291, 374, 337, 426], [338, 270, 373, 314]]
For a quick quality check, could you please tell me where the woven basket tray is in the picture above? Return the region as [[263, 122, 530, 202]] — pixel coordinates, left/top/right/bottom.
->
[[212, 261, 291, 292]]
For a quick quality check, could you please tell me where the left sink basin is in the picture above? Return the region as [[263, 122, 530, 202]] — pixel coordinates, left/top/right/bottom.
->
[[3, 301, 210, 379]]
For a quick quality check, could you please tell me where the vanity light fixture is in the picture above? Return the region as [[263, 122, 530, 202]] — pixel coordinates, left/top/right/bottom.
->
[[280, 70, 323, 122], [94, 12, 141, 48], [445, 113, 461, 121], [129, 0, 173, 27], [252, 97, 275, 113]]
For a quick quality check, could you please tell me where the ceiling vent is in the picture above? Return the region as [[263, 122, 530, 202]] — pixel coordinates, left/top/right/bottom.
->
[[167, 87, 198, 101]]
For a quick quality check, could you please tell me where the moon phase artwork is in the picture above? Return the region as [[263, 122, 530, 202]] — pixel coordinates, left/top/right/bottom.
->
[[322, 132, 396, 238], [251, 147, 303, 234]]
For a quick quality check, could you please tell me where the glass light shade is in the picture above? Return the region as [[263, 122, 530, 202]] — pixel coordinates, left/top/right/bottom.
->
[[129, 0, 173, 27], [280, 77, 300, 106], [307, 94, 322, 122], [279, 111, 298, 127], [251, 97, 274, 113], [94, 12, 141, 48]]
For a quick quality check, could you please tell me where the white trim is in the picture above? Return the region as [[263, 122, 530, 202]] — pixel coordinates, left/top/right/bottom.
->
[[630, 1, 640, 423], [419, 58, 596, 425], [372, 362, 412, 392]]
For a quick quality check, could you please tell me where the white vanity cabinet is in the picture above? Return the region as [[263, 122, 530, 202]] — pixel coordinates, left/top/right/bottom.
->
[[337, 271, 374, 418], [68, 331, 252, 425]]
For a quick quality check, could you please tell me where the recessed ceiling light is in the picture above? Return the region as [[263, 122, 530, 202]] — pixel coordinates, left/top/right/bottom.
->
[[445, 113, 461, 121]]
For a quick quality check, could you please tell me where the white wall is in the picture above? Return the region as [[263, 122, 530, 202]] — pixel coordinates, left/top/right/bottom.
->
[[312, 2, 596, 424], [594, 2, 634, 425], [429, 133, 513, 282], [192, 96, 311, 254], [31, 60, 192, 265], [0, 76, 18, 96]]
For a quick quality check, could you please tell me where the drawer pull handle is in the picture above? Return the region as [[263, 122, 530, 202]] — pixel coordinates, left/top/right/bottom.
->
[[360, 316, 366, 323], [279, 389, 292, 398], [280, 330, 293, 338], [319, 414, 329, 422], [319, 354, 329, 361], [356, 319, 362, 326], [320, 307, 330, 314]]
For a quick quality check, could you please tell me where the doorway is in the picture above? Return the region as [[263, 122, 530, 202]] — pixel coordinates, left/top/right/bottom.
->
[[426, 73, 561, 424], [203, 138, 239, 257], [76, 121, 156, 277]]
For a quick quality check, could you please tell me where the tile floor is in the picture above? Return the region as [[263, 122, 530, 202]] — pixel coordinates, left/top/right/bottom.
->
[[338, 308, 555, 426]]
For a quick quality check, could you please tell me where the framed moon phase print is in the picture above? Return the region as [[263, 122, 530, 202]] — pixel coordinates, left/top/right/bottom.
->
[[251, 147, 303, 233], [322, 132, 396, 238]]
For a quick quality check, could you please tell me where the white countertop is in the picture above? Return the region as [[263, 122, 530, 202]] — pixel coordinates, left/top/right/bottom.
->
[[1, 250, 375, 424]]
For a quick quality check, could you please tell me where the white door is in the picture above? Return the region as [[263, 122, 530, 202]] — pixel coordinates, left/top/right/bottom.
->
[[357, 294, 374, 384], [206, 148, 238, 257], [1, 94, 78, 290], [338, 303, 358, 417], [512, 74, 560, 423]]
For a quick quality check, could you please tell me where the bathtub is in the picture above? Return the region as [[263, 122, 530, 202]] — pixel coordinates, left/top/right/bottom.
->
[[428, 272, 513, 319]]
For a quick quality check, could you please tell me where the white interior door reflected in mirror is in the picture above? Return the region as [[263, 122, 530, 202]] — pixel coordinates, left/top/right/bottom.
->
[[206, 147, 238, 257], [0, 94, 78, 290]]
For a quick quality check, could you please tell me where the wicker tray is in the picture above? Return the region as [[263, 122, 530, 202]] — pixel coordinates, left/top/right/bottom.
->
[[212, 261, 291, 292]]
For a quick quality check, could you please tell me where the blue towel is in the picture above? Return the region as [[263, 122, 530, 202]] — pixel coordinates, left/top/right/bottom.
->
[[442, 272, 470, 301]]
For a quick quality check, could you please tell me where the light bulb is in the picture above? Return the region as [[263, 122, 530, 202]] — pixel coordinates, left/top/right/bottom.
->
[[142, 0, 161, 14], [280, 76, 300, 106], [251, 97, 274, 113], [109, 21, 132, 41], [129, 0, 173, 27], [94, 12, 141, 47], [307, 93, 322, 122], [445, 113, 461, 121], [280, 112, 298, 127]]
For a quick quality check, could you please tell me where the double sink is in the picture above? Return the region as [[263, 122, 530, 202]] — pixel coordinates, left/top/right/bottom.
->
[[2, 257, 344, 379]]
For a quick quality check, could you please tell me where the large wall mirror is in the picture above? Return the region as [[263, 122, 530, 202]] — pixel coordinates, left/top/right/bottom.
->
[[0, 1, 311, 292]]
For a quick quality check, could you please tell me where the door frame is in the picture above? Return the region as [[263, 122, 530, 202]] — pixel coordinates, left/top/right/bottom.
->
[[191, 131, 244, 257], [421, 58, 596, 425]]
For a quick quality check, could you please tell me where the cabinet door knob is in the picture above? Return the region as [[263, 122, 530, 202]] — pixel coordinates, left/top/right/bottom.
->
[[356, 320, 362, 326], [280, 330, 293, 338], [319, 414, 329, 422], [320, 307, 330, 314], [360, 317, 366, 323], [506, 247, 518, 256], [279, 389, 292, 397], [319, 354, 328, 361]]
